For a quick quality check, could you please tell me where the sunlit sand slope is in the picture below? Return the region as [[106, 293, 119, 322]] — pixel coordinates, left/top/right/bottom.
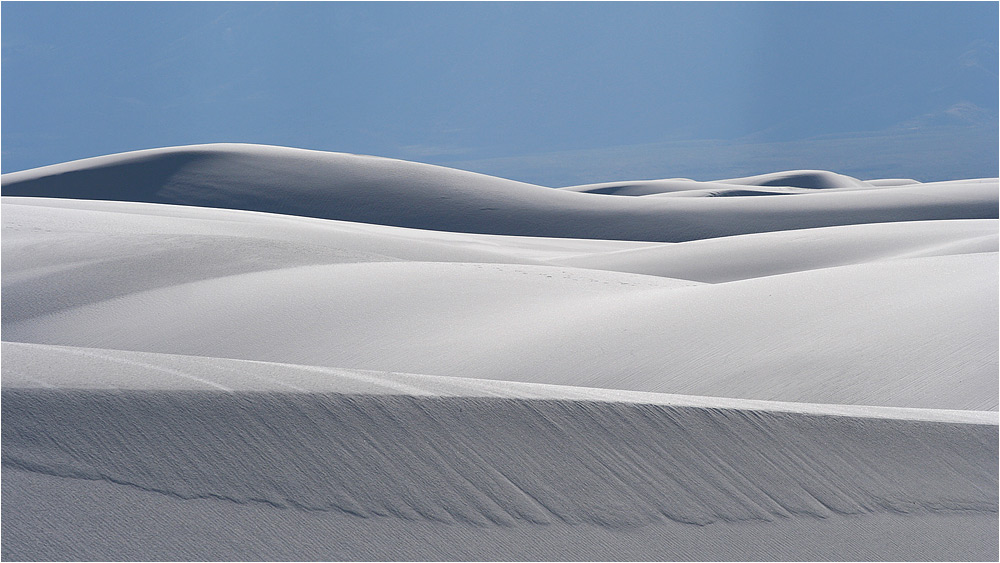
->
[[5, 253, 995, 409], [3, 197, 997, 410], [2, 144, 996, 560], [552, 219, 998, 282]]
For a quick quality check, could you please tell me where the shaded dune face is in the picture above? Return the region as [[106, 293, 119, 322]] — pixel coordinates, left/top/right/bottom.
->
[[1, 143, 998, 561], [3, 197, 996, 411], [3, 390, 997, 528], [715, 170, 869, 189], [0, 149, 216, 203], [3, 143, 997, 242]]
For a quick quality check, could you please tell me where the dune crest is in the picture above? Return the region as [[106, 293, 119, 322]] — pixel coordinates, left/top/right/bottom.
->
[[4, 389, 996, 528], [3, 143, 996, 241], [2, 144, 997, 560]]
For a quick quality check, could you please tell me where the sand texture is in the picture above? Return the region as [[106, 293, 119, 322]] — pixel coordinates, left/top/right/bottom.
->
[[2, 143, 997, 560]]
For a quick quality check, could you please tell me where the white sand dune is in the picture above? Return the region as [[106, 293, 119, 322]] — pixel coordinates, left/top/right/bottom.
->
[[4, 197, 996, 409], [552, 219, 999, 282], [0, 197, 658, 322], [2, 143, 996, 241], [4, 341, 995, 424], [2, 346, 996, 560], [3, 343, 996, 560], [4, 254, 997, 410], [866, 178, 922, 186], [712, 169, 872, 190], [559, 178, 755, 196], [1, 144, 997, 560], [561, 169, 872, 196]]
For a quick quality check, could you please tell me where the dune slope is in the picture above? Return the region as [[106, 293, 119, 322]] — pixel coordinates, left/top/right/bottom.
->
[[3, 143, 996, 241], [552, 219, 998, 282], [3, 358, 997, 560], [5, 388, 994, 529], [5, 251, 995, 409], [4, 385, 997, 561], [4, 196, 997, 410], [2, 144, 997, 560]]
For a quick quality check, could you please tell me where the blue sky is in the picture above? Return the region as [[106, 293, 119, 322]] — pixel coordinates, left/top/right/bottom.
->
[[2, 2, 997, 184]]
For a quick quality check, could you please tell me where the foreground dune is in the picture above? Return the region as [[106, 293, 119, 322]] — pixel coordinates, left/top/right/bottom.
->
[[2, 144, 997, 560], [3, 343, 997, 560]]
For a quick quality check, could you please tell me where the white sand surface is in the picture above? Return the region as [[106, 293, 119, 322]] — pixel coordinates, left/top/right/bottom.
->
[[3, 199, 995, 409], [5, 342, 996, 425], [552, 219, 998, 282], [560, 169, 873, 196], [3, 143, 996, 241], [2, 144, 996, 560], [3, 370, 996, 560]]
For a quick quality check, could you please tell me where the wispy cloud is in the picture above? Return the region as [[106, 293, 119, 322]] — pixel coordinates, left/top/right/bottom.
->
[[957, 40, 999, 79]]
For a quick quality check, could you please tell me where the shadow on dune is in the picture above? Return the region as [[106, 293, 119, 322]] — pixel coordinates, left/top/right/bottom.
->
[[3, 144, 997, 242]]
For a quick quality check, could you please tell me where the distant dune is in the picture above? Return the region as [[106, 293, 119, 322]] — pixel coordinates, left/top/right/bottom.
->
[[3, 143, 996, 241], [2, 144, 997, 560]]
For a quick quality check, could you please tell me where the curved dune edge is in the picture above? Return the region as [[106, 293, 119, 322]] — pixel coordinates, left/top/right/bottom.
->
[[5, 196, 996, 288], [4, 195, 996, 411], [3, 145, 997, 561], [4, 387, 997, 524], [3, 388, 996, 532], [3, 143, 996, 241], [561, 169, 872, 195], [2, 341, 996, 426], [551, 219, 998, 282], [6, 252, 994, 410], [4, 382, 997, 561]]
